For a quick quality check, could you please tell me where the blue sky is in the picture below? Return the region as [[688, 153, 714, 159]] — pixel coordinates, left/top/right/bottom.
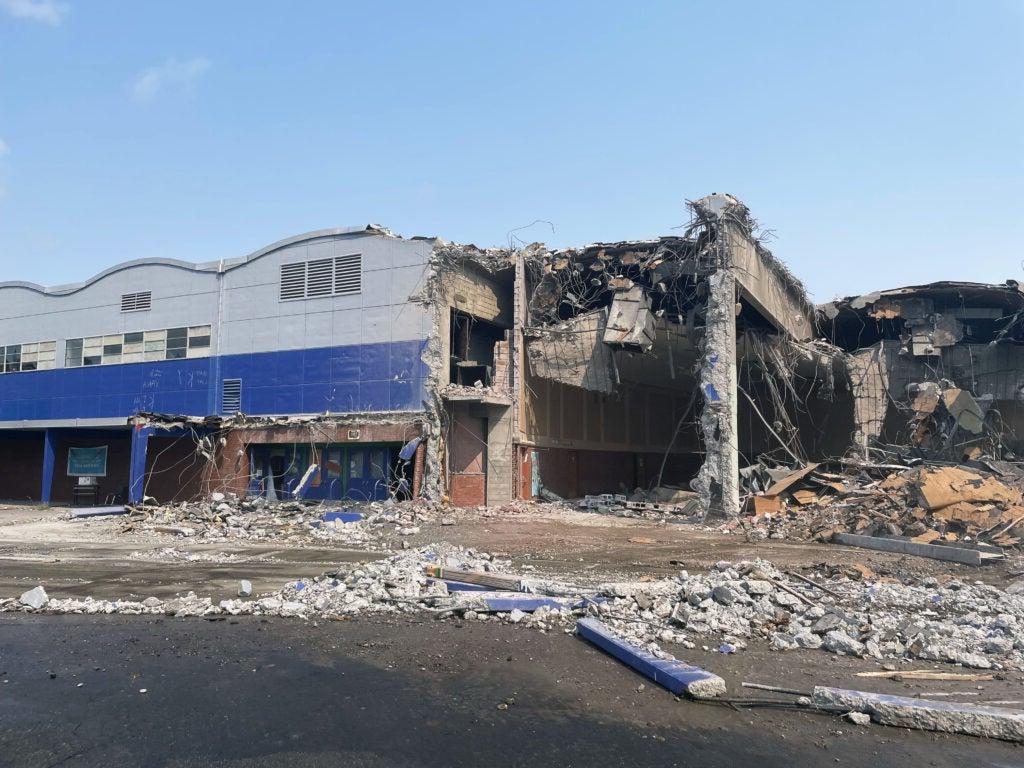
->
[[0, 1, 1021, 301]]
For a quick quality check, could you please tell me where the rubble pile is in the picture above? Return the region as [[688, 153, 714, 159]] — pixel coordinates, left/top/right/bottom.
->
[[579, 487, 702, 518], [127, 548, 282, 564], [5, 547, 1023, 671], [589, 559, 1024, 670], [740, 460, 1024, 550], [118, 493, 445, 548]]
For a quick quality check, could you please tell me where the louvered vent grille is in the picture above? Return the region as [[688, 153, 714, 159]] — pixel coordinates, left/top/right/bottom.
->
[[279, 254, 361, 300], [121, 291, 152, 312], [280, 262, 306, 300], [222, 379, 242, 416], [334, 254, 362, 295]]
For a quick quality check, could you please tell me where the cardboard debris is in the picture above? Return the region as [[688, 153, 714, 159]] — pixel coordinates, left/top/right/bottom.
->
[[763, 464, 820, 497], [740, 458, 1024, 555], [917, 467, 1021, 511], [750, 496, 783, 516], [791, 490, 820, 506]]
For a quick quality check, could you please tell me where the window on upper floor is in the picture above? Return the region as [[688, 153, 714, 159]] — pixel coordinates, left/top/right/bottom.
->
[[279, 253, 362, 301], [1, 341, 56, 373], [65, 325, 212, 367]]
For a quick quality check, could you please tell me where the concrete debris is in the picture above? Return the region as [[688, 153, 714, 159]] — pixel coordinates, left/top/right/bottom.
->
[[19, 586, 47, 610], [844, 711, 872, 726], [128, 548, 280, 564], [579, 490, 701, 518], [119, 494, 446, 549], [4, 550, 1023, 673], [812, 686, 1024, 742]]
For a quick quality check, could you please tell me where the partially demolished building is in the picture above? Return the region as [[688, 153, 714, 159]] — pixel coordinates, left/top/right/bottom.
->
[[820, 281, 1024, 462], [2, 194, 1018, 517]]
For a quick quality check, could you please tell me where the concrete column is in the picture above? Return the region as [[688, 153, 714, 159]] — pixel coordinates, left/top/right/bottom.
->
[[412, 440, 426, 499], [694, 267, 740, 517], [128, 425, 153, 503], [485, 405, 514, 504], [40, 429, 57, 505]]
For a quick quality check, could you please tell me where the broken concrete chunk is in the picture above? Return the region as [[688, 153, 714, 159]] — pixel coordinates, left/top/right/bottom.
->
[[711, 585, 738, 606], [19, 586, 48, 610], [794, 631, 823, 650], [823, 630, 865, 656], [770, 632, 798, 651], [844, 711, 871, 726], [811, 612, 845, 635], [813, 686, 1024, 742]]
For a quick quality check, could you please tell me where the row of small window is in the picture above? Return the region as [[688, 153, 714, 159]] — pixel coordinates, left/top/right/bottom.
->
[[2, 341, 57, 373], [65, 327, 212, 368]]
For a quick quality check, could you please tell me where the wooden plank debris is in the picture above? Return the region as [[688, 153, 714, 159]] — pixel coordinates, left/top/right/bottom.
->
[[855, 670, 994, 682]]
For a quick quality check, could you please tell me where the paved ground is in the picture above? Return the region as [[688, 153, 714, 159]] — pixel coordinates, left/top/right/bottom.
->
[[0, 505, 381, 600], [3, 504, 1019, 605], [1, 615, 1021, 768]]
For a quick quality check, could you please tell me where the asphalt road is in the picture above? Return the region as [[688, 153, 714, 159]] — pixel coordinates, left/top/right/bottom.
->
[[1, 615, 1021, 767]]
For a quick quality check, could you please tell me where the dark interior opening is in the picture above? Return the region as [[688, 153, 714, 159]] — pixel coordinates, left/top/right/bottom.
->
[[449, 310, 506, 386]]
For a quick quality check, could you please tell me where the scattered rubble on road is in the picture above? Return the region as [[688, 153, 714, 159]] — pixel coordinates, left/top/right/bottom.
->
[[127, 548, 283, 564], [115, 494, 445, 549], [5, 547, 1023, 672]]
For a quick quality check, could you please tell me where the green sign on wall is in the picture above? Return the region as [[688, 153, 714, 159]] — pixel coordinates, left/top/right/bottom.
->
[[67, 446, 108, 477]]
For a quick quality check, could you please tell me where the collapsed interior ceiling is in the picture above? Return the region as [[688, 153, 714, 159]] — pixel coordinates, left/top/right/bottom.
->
[[819, 281, 1024, 352]]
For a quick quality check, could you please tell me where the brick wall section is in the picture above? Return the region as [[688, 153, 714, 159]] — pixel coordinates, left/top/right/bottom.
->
[[491, 337, 511, 393], [448, 269, 513, 326]]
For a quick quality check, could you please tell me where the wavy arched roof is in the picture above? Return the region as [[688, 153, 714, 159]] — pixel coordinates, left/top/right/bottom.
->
[[0, 225, 408, 297]]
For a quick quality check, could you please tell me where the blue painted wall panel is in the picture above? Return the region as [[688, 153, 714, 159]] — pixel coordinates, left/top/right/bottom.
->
[[0, 339, 428, 421]]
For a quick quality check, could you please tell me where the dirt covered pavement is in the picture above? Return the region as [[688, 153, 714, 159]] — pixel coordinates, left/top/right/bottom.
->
[[1, 614, 1021, 768], [3, 500, 1021, 601], [2, 498, 1024, 758]]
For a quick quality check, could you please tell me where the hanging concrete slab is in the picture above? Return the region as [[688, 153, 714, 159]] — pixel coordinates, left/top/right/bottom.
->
[[603, 286, 656, 353]]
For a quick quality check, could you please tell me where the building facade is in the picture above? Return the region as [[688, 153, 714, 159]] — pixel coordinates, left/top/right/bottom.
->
[[0, 226, 434, 504], [3, 195, 879, 516]]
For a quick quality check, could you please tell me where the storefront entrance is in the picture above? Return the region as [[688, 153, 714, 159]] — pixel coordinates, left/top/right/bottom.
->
[[249, 443, 398, 502]]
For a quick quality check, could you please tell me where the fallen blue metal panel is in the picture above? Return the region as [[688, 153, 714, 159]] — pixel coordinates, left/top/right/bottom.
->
[[70, 505, 127, 519], [576, 617, 725, 698], [322, 510, 364, 523], [398, 436, 422, 461], [483, 596, 567, 612]]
